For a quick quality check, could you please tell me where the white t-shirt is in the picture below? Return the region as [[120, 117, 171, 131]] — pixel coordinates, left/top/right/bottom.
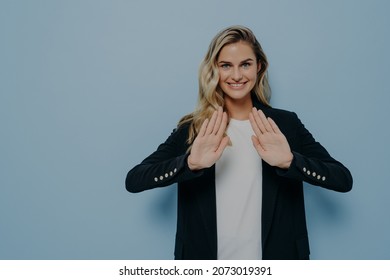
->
[[215, 119, 262, 260]]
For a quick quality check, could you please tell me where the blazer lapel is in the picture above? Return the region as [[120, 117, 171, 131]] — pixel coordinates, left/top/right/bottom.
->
[[261, 162, 280, 249], [197, 159, 280, 253], [196, 166, 218, 258], [251, 95, 281, 249]]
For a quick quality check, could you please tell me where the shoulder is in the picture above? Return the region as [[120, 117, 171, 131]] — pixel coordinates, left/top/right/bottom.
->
[[261, 106, 300, 126], [164, 120, 191, 147], [264, 106, 297, 118], [175, 120, 191, 135], [252, 95, 299, 123], [261, 106, 306, 140]]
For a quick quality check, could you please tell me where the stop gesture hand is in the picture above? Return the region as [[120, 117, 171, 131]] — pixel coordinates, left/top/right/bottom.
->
[[249, 107, 293, 169], [187, 107, 230, 171]]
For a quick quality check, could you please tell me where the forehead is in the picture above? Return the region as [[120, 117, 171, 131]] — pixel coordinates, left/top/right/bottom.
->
[[218, 41, 256, 62]]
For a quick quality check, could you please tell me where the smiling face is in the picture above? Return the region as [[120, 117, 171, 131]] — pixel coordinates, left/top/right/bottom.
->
[[217, 41, 261, 105]]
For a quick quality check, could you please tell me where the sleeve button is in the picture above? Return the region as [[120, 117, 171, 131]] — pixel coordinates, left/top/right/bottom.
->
[[322, 176, 326, 181], [159, 176, 164, 180], [154, 177, 158, 182], [307, 170, 311, 175]]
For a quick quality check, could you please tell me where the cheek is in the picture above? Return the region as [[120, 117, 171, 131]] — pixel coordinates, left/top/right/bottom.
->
[[218, 76, 227, 89], [218, 78, 226, 90], [249, 70, 259, 81], [218, 69, 230, 81], [218, 72, 225, 82]]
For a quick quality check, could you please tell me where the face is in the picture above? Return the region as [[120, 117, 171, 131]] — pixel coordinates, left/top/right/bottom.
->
[[217, 41, 260, 103]]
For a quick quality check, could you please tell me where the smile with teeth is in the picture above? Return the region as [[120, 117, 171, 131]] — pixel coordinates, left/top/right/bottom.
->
[[228, 82, 247, 88]]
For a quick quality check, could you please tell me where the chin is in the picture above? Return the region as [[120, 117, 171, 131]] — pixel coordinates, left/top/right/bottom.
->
[[224, 90, 252, 101]]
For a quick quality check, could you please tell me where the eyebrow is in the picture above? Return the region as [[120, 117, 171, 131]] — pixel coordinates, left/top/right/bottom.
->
[[218, 58, 255, 64]]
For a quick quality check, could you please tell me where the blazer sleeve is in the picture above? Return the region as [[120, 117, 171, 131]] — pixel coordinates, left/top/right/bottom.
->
[[276, 112, 353, 193], [125, 125, 204, 193]]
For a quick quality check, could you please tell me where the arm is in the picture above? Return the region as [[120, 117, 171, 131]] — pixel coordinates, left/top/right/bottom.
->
[[250, 108, 353, 193], [125, 126, 203, 193], [276, 112, 353, 193], [126, 107, 230, 193]]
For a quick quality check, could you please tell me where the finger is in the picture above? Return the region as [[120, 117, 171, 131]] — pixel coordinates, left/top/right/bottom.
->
[[257, 109, 273, 132], [198, 118, 209, 137], [251, 135, 265, 154], [268, 117, 281, 134], [249, 111, 263, 137], [251, 107, 267, 134], [212, 106, 223, 135], [206, 110, 218, 135], [216, 111, 228, 138], [215, 136, 230, 156]]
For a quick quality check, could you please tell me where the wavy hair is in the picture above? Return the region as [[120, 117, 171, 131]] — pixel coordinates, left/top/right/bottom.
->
[[178, 25, 271, 146]]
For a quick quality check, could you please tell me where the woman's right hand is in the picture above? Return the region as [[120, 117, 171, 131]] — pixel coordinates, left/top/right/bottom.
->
[[187, 106, 230, 171]]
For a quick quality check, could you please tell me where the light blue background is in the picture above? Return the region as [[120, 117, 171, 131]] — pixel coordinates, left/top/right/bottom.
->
[[1, 0, 389, 259]]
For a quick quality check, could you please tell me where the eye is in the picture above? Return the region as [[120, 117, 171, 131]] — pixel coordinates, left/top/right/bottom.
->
[[242, 62, 251, 69], [220, 63, 231, 70]]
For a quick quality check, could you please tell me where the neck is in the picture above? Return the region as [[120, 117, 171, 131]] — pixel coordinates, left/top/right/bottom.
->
[[225, 95, 253, 120]]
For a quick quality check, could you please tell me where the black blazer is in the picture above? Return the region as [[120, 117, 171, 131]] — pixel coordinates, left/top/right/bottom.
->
[[126, 97, 353, 260]]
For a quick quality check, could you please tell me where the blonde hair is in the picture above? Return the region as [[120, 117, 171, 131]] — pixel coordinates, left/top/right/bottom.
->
[[178, 25, 271, 146]]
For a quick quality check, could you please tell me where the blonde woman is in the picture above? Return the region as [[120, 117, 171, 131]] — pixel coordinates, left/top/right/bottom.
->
[[125, 26, 352, 260]]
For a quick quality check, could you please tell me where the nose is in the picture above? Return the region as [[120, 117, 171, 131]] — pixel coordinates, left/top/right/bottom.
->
[[232, 67, 243, 81]]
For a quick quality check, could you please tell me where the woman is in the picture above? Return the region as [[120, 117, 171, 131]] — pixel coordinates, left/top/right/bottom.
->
[[125, 26, 353, 260]]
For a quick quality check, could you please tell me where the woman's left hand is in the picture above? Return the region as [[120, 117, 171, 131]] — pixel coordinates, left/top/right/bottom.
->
[[249, 107, 293, 169]]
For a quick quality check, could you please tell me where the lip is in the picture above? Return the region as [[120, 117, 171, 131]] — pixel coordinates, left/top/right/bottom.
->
[[227, 82, 247, 89]]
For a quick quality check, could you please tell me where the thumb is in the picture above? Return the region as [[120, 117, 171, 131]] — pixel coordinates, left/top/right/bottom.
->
[[251, 135, 264, 153], [215, 136, 230, 156], [251, 135, 260, 146]]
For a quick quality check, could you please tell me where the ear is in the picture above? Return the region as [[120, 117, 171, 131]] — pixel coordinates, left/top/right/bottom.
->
[[257, 61, 261, 73]]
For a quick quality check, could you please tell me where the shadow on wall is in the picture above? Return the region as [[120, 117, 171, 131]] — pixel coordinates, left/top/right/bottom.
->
[[303, 181, 352, 236], [148, 185, 177, 223]]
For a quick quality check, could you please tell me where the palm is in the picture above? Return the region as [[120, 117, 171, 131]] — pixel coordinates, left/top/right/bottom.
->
[[249, 108, 293, 169], [188, 107, 229, 170]]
